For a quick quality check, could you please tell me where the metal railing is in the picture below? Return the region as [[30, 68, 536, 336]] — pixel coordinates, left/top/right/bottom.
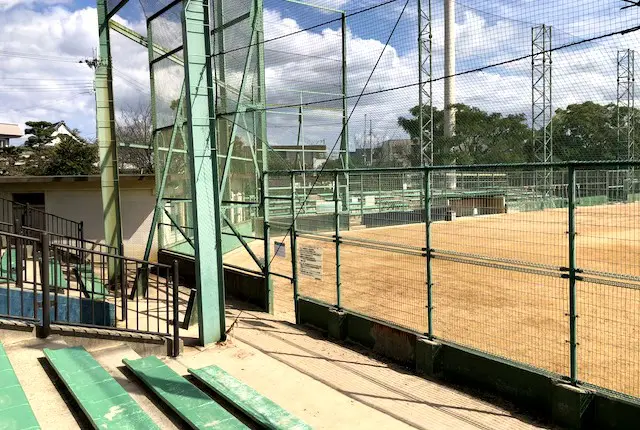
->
[[0, 230, 181, 356], [263, 160, 640, 400], [0, 197, 84, 240], [0, 230, 45, 323]]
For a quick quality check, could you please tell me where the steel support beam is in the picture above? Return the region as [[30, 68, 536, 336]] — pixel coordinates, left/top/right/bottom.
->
[[340, 12, 350, 216], [96, 0, 124, 263], [617, 49, 635, 197], [109, 20, 184, 66], [532, 24, 553, 205], [418, 0, 433, 167], [182, 0, 225, 344]]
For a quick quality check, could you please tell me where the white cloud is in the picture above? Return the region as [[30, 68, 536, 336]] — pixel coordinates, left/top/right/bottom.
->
[[0, 0, 70, 12], [1, 1, 638, 155], [0, 6, 149, 140]]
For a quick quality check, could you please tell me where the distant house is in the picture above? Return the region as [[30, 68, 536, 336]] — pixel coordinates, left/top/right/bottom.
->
[[24, 121, 81, 147], [0, 123, 22, 148]]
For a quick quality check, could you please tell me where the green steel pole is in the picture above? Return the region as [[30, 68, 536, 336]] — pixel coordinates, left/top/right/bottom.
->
[[96, 0, 124, 261], [568, 165, 578, 384], [425, 169, 433, 338], [341, 12, 350, 219], [290, 172, 299, 323], [360, 174, 364, 219], [182, 0, 225, 344], [378, 173, 382, 212], [263, 172, 273, 313], [335, 172, 341, 309]]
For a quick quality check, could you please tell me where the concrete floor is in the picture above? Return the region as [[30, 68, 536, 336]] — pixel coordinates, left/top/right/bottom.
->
[[172, 304, 555, 430]]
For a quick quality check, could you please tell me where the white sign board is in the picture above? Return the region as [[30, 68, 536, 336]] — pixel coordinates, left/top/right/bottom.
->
[[299, 246, 323, 280], [274, 241, 286, 258]]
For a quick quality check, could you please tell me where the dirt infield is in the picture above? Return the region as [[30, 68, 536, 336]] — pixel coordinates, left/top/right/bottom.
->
[[224, 202, 640, 398]]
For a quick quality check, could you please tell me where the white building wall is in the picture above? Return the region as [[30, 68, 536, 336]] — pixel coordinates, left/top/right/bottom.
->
[[44, 188, 157, 260]]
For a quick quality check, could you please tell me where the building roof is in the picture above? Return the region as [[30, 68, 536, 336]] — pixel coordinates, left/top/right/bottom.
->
[[0, 123, 22, 138], [0, 174, 154, 184]]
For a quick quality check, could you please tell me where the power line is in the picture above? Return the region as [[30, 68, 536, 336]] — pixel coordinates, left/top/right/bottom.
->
[[0, 50, 83, 63], [215, 0, 401, 58], [225, 23, 640, 117], [269, 0, 411, 267]]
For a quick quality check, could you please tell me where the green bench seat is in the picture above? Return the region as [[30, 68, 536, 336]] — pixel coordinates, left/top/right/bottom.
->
[[123, 356, 247, 430], [189, 365, 312, 430], [43, 346, 158, 429], [0, 343, 40, 430]]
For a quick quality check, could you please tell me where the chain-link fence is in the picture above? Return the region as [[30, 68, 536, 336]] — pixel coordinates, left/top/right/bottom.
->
[[258, 161, 640, 400]]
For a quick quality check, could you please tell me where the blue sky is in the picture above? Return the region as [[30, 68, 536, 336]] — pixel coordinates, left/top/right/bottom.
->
[[1, 0, 640, 148]]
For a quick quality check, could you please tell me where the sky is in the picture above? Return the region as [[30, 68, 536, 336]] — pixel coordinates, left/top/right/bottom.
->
[[1, 0, 640, 151]]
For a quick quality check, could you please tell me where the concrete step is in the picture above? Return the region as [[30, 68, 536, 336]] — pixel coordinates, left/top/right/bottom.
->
[[91, 344, 181, 430], [4, 336, 82, 430]]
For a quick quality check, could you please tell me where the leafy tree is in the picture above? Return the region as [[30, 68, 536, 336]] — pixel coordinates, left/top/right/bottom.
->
[[23, 121, 56, 147], [116, 103, 154, 174], [40, 135, 98, 176], [552, 102, 636, 161], [398, 103, 531, 165]]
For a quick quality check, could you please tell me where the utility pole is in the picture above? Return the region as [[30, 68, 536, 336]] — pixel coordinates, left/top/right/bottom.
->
[[444, 0, 456, 137], [369, 119, 374, 166]]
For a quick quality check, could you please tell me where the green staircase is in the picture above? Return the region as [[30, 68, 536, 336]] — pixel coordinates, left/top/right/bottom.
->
[[124, 356, 248, 429], [43, 346, 159, 429], [0, 343, 40, 430], [0, 248, 17, 281], [190, 365, 312, 430], [1, 344, 311, 430]]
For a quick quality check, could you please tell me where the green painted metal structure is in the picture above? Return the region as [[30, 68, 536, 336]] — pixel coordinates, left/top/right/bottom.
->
[[0, 343, 40, 430], [123, 356, 248, 429], [44, 346, 159, 429], [182, 0, 226, 344], [96, 0, 124, 262], [98, 0, 349, 345], [189, 365, 312, 430]]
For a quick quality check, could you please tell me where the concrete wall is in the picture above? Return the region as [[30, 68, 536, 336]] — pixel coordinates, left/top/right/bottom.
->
[[45, 188, 156, 260], [0, 176, 156, 261]]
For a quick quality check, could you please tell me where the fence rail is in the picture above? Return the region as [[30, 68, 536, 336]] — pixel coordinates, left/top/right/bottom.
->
[[0, 230, 181, 356], [263, 161, 640, 400], [0, 197, 84, 240]]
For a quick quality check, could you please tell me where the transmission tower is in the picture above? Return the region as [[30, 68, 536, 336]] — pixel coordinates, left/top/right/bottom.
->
[[617, 49, 635, 196], [418, 0, 433, 166], [532, 24, 553, 203]]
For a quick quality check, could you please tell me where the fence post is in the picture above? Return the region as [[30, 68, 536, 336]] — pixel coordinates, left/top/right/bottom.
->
[[290, 173, 299, 323], [335, 172, 341, 309], [262, 172, 273, 314], [14, 217, 23, 290], [425, 169, 433, 338], [567, 164, 578, 385], [360, 174, 364, 220], [79, 221, 84, 242], [378, 173, 382, 212], [172, 260, 180, 357], [120, 258, 127, 320], [40, 233, 51, 338]]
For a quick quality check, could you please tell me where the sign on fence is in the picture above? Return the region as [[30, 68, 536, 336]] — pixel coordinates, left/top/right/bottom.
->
[[299, 246, 323, 280], [274, 241, 286, 258]]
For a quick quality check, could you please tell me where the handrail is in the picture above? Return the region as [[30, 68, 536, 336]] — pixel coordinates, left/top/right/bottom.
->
[[51, 242, 172, 268], [266, 159, 640, 175]]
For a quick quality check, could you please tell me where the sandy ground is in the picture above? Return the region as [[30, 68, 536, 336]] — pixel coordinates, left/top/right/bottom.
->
[[224, 202, 640, 398]]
